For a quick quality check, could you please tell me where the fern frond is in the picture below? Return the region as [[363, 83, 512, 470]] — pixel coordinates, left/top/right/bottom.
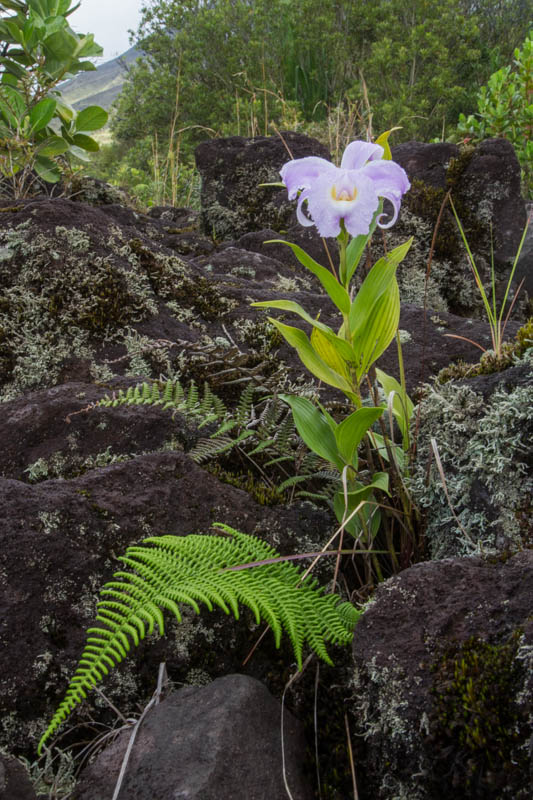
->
[[188, 430, 255, 463], [39, 527, 360, 754]]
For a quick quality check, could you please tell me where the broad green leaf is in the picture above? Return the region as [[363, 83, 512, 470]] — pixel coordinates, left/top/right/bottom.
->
[[0, 65, 24, 84], [349, 238, 412, 334], [55, 98, 74, 122], [252, 299, 355, 363], [0, 84, 26, 126], [29, 97, 56, 133], [42, 28, 78, 63], [375, 368, 414, 444], [73, 33, 103, 59], [66, 143, 90, 161], [269, 318, 355, 397], [72, 132, 99, 152], [35, 134, 68, 156], [334, 407, 384, 467], [34, 155, 61, 182], [310, 327, 352, 381], [74, 105, 108, 132], [72, 59, 97, 72], [345, 201, 383, 284], [375, 128, 402, 160], [264, 239, 351, 314], [352, 278, 400, 379], [280, 394, 343, 470]]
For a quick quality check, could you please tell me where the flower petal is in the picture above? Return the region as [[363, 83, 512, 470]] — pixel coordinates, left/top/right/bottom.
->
[[361, 160, 411, 228], [340, 141, 384, 171], [304, 170, 379, 238], [280, 156, 336, 200]]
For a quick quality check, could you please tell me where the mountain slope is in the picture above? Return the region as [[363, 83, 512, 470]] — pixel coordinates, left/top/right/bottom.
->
[[60, 46, 142, 112]]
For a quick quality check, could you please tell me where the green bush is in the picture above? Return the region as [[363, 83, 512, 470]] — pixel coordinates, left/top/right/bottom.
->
[[0, 0, 108, 197], [457, 30, 533, 198]]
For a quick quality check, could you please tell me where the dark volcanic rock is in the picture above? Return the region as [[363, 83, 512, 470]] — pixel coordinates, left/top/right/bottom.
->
[[75, 674, 313, 800], [351, 551, 533, 800], [0, 445, 333, 756], [390, 138, 529, 316], [0, 754, 37, 800], [392, 141, 460, 189], [195, 131, 330, 240]]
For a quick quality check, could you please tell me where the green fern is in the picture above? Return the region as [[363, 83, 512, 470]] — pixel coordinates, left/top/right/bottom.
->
[[39, 525, 360, 754]]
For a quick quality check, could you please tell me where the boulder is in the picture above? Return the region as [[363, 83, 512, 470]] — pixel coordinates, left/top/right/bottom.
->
[[390, 138, 529, 317], [75, 674, 313, 800], [350, 551, 533, 800], [195, 131, 330, 240]]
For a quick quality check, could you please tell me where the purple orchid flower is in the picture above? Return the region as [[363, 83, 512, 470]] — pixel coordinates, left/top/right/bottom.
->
[[280, 141, 410, 238]]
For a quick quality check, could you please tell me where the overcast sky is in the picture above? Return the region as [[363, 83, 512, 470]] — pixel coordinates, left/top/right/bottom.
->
[[69, 0, 145, 62]]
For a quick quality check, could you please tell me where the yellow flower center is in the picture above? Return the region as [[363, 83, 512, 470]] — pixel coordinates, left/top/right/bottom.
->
[[331, 185, 357, 202]]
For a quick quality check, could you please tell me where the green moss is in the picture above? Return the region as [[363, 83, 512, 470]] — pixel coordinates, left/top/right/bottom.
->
[[428, 633, 530, 798], [205, 463, 284, 506]]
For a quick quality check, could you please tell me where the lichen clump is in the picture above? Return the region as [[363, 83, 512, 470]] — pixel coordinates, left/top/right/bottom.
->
[[412, 349, 533, 557]]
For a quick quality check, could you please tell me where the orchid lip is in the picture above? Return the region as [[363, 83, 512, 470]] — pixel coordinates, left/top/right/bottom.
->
[[331, 185, 357, 202]]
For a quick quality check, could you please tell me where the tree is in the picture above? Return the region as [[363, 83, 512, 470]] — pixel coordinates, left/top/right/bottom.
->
[[0, 0, 108, 195]]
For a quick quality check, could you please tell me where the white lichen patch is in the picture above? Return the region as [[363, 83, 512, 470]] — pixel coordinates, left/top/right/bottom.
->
[[411, 350, 533, 557]]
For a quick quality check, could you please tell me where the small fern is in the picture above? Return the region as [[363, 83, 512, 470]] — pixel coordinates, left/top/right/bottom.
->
[[39, 525, 360, 754]]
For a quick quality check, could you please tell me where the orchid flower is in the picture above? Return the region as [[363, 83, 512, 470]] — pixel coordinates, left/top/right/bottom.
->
[[280, 141, 410, 238]]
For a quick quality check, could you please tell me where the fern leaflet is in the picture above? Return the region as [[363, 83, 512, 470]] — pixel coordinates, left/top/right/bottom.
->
[[39, 526, 360, 753]]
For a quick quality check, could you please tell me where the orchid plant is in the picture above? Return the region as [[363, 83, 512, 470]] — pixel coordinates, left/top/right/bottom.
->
[[253, 134, 418, 574]]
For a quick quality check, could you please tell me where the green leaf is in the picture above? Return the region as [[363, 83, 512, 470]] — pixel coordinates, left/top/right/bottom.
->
[[334, 407, 384, 467], [264, 239, 351, 314], [310, 326, 352, 381], [333, 472, 389, 535], [0, 84, 26, 126], [353, 277, 400, 379], [74, 105, 108, 132], [345, 201, 382, 284], [35, 134, 68, 156], [279, 394, 344, 469], [368, 431, 408, 471], [55, 98, 74, 123], [375, 128, 402, 160], [34, 155, 61, 182], [39, 527, 361, 752], [66, 143, 91, 161], [252, 299, 355, 363], [29, 96, 56, 133], [71, 132, 99, 152], [349, 238, 412, 334], [269, 318, 355, 397], [375, 368, 414, 443], [348, 239, 412, 379], [42, 28, 78, 64]]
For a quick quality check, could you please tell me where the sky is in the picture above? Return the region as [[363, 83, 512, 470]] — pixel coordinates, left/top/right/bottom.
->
[[68, 0, 145, 63]]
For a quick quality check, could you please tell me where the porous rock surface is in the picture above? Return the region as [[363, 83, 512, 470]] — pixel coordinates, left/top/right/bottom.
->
[[195, 131, 330, 240], [75, 674, 313, 800], [0, 753, 37, 800], [350, 551, 533, 800]]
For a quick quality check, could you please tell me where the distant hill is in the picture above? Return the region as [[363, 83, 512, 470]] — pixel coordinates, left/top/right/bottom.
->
[[60, 46, 142, 113]]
